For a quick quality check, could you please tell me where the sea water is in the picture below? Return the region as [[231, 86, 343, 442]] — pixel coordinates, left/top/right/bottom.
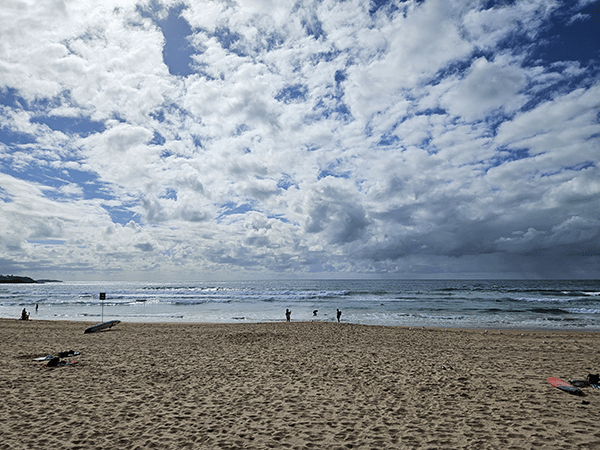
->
[[1, 279, 600, 330]]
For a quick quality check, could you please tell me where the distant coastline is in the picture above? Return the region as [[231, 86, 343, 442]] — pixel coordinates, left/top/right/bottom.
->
[[0, 275, 62, 284]]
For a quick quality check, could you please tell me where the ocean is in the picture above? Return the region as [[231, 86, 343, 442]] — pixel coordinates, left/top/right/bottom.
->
[[2, 279, 600, 331]]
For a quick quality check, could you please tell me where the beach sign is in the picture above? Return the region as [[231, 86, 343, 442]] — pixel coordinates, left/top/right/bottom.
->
[[99, 292, 106, 321], [83, 292, 121, 334]]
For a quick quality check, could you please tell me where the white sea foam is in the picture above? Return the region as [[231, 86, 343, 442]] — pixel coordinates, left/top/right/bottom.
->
[[514, 297, 575, 303], [562, 308, 600, 314]]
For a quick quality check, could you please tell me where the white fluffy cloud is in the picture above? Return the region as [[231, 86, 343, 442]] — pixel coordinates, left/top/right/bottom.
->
[[0, 0, 599, 280]]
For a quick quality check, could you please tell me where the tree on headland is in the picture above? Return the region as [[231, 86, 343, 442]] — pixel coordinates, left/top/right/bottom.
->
[[0, 275, 37, 283], [0, 275, 61, 283]]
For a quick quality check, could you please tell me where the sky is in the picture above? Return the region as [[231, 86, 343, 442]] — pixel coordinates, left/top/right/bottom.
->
[[1, 0, 599, 281]]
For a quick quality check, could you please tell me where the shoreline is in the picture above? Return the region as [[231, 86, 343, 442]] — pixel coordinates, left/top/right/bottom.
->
[[4, 319, 600, 448], [5, 316, 600, 333]]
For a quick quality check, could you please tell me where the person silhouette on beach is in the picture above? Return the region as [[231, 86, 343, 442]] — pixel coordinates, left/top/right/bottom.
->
[[313, 310, 318, 316], [21, 308, 30, 321], [286, 309, 291, 322], [36, 304, 38, 312], [336, 309, 342, 323]]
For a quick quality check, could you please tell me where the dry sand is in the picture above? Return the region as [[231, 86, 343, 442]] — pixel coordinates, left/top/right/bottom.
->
[[2, 319, 600, 449]]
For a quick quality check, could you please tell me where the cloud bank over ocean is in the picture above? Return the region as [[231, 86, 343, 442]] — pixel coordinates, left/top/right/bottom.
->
[[1, 0, 599, 280]]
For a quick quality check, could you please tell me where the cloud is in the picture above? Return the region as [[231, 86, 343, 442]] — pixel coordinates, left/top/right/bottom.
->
[[440, 55, 529, 120], [495, 215, 600, 257], [0, 0, 599, 280]]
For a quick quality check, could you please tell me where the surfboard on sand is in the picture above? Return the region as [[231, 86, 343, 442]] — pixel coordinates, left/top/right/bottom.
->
[[547, 377, 585, 396], [84, 320, 121, 334]]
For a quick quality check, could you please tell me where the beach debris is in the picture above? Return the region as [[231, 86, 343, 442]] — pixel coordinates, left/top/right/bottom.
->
[[569, 379, 590, 388], [33, 350, 80, 361], [37, 350, 81, 368], [45, 357, 61, 367], [587, 374, 599, 384], [41, 359, 78, 368]]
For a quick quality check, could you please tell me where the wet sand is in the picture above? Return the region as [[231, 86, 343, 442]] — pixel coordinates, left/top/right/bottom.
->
[[2, 319, 600, 449]]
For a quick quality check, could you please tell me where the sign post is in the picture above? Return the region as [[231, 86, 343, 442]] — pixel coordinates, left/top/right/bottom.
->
[[99, 292, 106, 322]]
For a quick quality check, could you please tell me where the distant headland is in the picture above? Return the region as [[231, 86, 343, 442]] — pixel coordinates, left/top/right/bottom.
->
[[0, 275, 62, 284]]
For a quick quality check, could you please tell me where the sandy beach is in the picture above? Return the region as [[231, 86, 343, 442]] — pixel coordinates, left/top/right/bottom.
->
[[2, 319, 600, 449]]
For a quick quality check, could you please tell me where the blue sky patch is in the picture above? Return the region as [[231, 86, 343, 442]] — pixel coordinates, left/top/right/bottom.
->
[[334, 70, 346, 85], [482, 112, 515, 138], [141, 3, 196, 77], [104, 205, 139, 225], [277, 175, 295, 190], [378, 133, 400, 147], [313, 96, 352, 122], [27, 240, 66, 245], [213, 27, 245, 57], [161, 188, 177, 200], [30, 115, 105, 137], [529, 3, 600, 66], [489, 146, 530, 169], [0, 127, 36, 146], [0, 87, 24, 108], [317, 168, 350, 180], [369, 0, 401, 17], [302, 14, 325, 40], [276, 84, 308, 103], [540, 161, 597, 178], [149, 131, 166, 146], [218, 202, 256, 219]]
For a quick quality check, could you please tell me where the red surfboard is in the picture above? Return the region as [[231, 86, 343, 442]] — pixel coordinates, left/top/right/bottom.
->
[[547, 377, 585, 396]]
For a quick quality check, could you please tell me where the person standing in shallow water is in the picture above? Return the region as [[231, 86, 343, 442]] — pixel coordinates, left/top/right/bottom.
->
[[336, 309, 342, 323], [285, 309, 291, 322]]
